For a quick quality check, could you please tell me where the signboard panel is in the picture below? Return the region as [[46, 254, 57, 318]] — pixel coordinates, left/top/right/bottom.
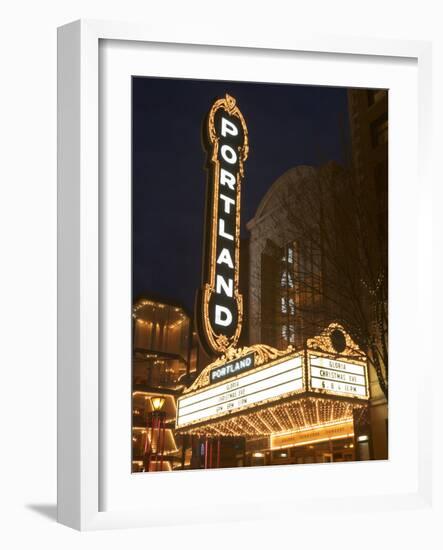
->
[[310, 377, 367, 397], [310, 366, 366, 387], [271, 420, 354, 449], [210, 352, 255, 383], [177, 355, 303, 428], [308, 355, 368, 398], [196, 94, 249, 355]]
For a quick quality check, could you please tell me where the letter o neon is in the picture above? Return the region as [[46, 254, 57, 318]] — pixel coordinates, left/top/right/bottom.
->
[[220, 144, 237, 164]]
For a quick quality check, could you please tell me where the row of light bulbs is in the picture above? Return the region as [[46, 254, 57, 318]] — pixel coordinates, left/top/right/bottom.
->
[[181, 397, 362, 438]]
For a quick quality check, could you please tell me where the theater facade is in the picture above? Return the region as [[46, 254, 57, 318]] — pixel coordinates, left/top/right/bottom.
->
[[132, 91, 386, 472], [176, 323, 371, 466]]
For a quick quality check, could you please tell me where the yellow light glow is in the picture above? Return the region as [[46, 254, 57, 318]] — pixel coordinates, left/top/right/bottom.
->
[[200, 94, 248, 354], [271, 420, 354, 450], [150, 396, 166, 411], [148, 461, 172, 472]]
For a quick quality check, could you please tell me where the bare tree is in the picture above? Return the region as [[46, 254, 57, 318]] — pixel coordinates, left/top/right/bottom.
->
[[248, 162, 388, 399]]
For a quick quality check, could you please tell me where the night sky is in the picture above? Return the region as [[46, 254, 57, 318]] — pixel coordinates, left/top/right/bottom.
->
[[132, 77, 351, 314]]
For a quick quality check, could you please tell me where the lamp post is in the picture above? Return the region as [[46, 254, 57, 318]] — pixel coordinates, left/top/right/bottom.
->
[[144, 396, 166, 472]]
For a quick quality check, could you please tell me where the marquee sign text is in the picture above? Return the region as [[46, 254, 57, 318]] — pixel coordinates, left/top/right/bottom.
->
[[197, 94, 249, 355], [177, 355, 303, 429], [308, 355, 369, 398], [210, 352, 255, 384]]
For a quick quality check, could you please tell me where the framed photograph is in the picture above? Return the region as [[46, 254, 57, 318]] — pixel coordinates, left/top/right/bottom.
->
[[57, 20, 433, 530]]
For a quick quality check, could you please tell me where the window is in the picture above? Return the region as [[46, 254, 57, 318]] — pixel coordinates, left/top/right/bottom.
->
[[281, 324, 295, 343], [287, 247, 293, 264], [281, 246, 293, 264], [280, 270, 293, 288], [281, 296, 287, 313], [270, 239, 323, 348], [281, 297, 295, 315]]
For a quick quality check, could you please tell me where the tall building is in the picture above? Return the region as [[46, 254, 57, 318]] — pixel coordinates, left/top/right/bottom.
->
[[348, 88, 388, 460], [348, 88, 388, 208], [247, 164, 348, 351]]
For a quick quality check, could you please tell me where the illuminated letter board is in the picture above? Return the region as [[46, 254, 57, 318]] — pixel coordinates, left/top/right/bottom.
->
[[177, 354, 303, 429], [308, 354, 369, 399], [196, 94, 249, 355]]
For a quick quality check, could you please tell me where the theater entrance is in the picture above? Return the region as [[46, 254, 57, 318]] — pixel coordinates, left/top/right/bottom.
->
[[269, 435, 355, 466], [246, 422, 357, 467]]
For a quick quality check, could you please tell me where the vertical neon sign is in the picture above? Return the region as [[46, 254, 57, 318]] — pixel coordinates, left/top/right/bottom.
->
[[197, 94, 249, 355]]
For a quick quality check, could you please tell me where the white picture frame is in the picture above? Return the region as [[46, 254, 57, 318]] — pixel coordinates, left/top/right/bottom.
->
[[57, 19, 434, 531]]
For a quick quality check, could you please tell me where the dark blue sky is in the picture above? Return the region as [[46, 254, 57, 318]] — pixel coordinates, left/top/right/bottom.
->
[[132, 77, 351, 313]]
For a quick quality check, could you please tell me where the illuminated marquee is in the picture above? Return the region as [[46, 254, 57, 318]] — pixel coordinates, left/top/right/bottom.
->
[[308, 354, 369, 399], [197, 94, 249, 355], [176, 324, 369, 436], [177, 352, 303, 429]]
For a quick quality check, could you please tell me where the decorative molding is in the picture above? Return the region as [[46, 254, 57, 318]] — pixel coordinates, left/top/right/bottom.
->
[[306, 322, 364, 357], [184, 343, 293, 393]]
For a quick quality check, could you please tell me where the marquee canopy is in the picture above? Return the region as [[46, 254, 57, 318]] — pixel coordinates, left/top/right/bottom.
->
[[176, 324, 369, 438]]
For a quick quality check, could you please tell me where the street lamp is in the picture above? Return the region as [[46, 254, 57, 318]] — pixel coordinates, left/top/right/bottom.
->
[[150, 396, 166, 411], [143, 395, 167, 472]]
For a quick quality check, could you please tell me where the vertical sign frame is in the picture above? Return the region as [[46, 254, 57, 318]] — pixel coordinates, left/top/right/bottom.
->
[[197, 94, 249, 355]]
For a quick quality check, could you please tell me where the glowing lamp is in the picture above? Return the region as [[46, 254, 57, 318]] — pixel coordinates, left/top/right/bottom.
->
[[150, 396, 166, 411]]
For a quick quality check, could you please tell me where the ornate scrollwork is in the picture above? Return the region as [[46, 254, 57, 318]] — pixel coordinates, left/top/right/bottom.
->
[[183, 344, 294, 393], [306, 322, 363, 357]]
